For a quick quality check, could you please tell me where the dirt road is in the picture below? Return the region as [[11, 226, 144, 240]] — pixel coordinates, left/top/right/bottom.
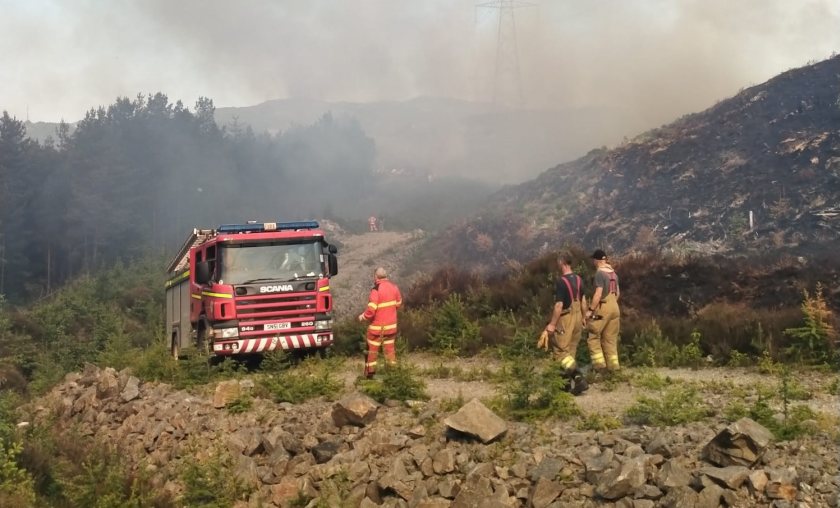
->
[[336, 352, 839, 419], [330, 231, 423, 319]]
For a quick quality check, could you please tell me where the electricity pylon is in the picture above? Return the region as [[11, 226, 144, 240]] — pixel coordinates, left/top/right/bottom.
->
[[476, 0, 535, 107]]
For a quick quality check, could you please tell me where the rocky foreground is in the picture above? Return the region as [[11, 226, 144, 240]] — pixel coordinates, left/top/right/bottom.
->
[[24, 365, 840, 508]]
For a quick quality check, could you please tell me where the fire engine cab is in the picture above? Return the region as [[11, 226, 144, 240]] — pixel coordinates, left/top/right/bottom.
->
[[165, 221, 338, 358]]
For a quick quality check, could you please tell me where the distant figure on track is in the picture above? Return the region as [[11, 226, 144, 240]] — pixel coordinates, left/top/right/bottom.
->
[[368, 215, 378, 232], [358, 267, 402, 378]]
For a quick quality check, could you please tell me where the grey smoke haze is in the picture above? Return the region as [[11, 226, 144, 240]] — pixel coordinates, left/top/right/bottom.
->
[[2, 0, 839, 127]]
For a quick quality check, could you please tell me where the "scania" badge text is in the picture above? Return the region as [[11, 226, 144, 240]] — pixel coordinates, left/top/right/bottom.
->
[[260, 285, 294, 293]]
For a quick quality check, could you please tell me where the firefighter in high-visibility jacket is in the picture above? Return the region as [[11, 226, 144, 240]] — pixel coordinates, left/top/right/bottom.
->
[[358, 267, 402, 378]]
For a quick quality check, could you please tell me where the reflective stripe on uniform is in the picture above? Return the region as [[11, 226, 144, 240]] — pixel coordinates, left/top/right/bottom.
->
[[367, 302, 378, 309], [376, 300, 400, 309], [191, 294, 202, 300], [367, 339, 382, 347], [368, 323, 397, 332], [559, 355, 576, 369], [607, 355, 620, 367], [382, 339, 395, 345], [365, 361, 377, 367], [591, 352, 606, 365]]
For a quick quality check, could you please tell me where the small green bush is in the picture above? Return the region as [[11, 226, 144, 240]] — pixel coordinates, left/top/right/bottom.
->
[[181, 449, 252, 508], [491, 311, 542, 360], [0, 393, 36, 507], [629, 320, 677, 367], [727, 350, 752, 367], [624, 385, 710, 426], [723, 400, 748, 422], [55, 445, 164, 508], [226, 396, 253, 414], [260, 357, 342, 404], [357, 362, 428, 403], [630, 322, 705, 368], [757, 350, 782, 375], [428, 294, 480, 355], [332, 317, 368, 356], [492, 360, 580, 421]]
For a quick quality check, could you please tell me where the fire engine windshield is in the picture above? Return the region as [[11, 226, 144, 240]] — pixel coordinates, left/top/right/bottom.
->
[[219, 241, 323, 285]]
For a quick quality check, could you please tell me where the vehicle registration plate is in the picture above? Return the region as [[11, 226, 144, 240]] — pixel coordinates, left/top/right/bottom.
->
[[264, 322, 291, 331]]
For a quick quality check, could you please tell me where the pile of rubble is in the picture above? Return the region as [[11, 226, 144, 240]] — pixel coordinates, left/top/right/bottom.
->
[[26, 365, 840, 507]]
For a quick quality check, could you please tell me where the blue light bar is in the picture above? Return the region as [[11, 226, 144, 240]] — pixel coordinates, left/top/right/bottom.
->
[[217, 221, 320, 234]]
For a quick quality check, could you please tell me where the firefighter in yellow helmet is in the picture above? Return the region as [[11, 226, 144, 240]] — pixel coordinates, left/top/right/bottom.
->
[[586, 249, 621, 372]]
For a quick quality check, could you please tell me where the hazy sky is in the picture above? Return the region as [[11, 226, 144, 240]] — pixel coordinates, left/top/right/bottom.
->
[[2, 0, 839, 125]]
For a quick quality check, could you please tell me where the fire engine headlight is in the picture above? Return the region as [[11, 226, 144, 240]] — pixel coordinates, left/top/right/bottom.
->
[[315, 319, 333, 331], [214, 327, 239, 339]]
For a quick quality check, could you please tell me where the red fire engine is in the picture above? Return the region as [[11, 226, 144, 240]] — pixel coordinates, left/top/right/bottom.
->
[[165, 221, 338, 358]]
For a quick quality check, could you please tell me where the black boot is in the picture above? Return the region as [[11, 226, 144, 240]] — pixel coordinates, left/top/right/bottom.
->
[[570, 369, 588, 395]]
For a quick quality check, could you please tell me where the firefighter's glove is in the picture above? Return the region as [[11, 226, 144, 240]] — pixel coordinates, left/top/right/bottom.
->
[[537, 330, 550, 351]]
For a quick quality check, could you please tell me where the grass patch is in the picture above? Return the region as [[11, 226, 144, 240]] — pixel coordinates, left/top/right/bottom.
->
[[624, 385, 711, 426], [440, 391, 467, 413], [827, 377, 840, 396], [632, 369, 671, 390], [577, 412, 622, 431], [419, 363, 497, 382]]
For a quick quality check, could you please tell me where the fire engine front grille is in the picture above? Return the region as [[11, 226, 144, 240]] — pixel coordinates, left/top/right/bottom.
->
[[236, 292, 316, 324]]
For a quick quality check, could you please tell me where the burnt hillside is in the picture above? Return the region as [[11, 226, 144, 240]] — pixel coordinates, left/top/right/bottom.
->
[[421, 55, 840, 270]]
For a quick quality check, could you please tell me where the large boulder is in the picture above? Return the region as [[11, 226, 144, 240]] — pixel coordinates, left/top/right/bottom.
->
[[444, 399, 507, 444], [657, 459, 691, 491], [702, 417, 773, 467], [96, 367, 120, 399], [530, 477, 562, 508], [595, 456, 647, 500], [332, 393, 379, 427], [765, 467, 798, 501], [213, 380, 241, 409], [700, 465, 751, 490], [120, 376, 141, 402]]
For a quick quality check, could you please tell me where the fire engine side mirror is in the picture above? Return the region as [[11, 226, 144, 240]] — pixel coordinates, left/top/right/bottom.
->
[[195, 261, 212, 285], [328, 254, 338, 276]]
